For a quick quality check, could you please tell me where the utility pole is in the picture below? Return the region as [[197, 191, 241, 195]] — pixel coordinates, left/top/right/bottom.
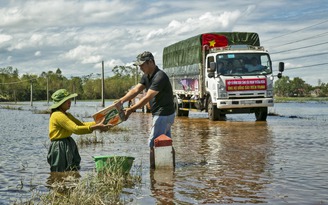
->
[[73, 83, 76, 105], [101, 61, 105, 107], [30, 80, 33, 107], [135, 65, 138, 84], [46, 76, 49, 105]]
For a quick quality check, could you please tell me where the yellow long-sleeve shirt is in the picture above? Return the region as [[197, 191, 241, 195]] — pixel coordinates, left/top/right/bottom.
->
[[49, 111, 96, 141]]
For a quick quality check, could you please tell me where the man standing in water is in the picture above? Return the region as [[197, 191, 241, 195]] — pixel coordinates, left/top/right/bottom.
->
[[118, 51, 175, 169]]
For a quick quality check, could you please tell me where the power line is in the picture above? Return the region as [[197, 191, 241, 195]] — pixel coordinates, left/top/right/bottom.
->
[[283, 62, 328, 70], [274, 51, 328, 61], [264, 19, 328, 42], [271, 41, 328, 54], [272, 31, 328, 49]]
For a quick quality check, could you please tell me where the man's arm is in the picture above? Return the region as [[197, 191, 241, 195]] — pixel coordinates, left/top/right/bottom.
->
[[119, 83, 145, 104], [124, 89, 158, 120]]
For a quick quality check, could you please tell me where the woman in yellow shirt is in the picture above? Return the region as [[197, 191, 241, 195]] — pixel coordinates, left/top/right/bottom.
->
[[47, 89, 111, 172]]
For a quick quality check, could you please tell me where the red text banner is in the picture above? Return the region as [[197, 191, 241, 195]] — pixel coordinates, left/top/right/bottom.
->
[[226, 79, 267, 91]]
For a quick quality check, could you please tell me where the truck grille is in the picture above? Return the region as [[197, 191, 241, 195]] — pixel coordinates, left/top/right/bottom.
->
[[228, 95, 265, 99], [228, 92, 266, 99]]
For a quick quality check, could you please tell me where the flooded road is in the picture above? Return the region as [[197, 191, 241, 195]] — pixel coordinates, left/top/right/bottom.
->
[[0, 101, 327, 204]]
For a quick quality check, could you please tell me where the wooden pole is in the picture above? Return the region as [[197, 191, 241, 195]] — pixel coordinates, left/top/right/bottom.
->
[[101, 61, 105, 107], [135, 65, 138, 84], [30, 80, 33, 107], [73, 83, 76, 105], [47, 76, 49, 105]]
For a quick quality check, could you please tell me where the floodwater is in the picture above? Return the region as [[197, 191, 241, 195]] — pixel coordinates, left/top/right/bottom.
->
[[0, 101, 327, 204]]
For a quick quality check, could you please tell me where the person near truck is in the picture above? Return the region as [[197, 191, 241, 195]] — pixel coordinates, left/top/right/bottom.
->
[[216, 61, 225, 75], [225, 61, 235, 74], [245, 57, 264, 72], [47, 89, 112, 172], [117, 51, 175, 169]]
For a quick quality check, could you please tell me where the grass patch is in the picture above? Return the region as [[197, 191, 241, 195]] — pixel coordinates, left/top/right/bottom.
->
[[14, 165, 142, 205], [275, 96, 328, 103], [77, 134, 104, 146], [76, 126, 129, 146], [0, 105, 23, 110], [109, 126, 129, 133], [32, 109, 51, 114], [42, 171, 141, 204]]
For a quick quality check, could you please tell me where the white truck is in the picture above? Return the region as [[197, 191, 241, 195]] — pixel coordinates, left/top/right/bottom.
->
[[162, 32, 284, 121]]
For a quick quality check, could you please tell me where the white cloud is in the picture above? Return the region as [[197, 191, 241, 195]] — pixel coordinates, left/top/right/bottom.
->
[[0, 34, 13, 44], [34, 51, 41, 56], [146, 10, 243, 40], [0, 0, 327, 85], [107, 59, 125, 68], [62, 45, 102, 64], [0, 7, 24, 27]]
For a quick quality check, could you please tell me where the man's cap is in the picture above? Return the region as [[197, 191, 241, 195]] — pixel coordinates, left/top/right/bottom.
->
[[50, 89, 78, 109], [134, 51, 154, 66]]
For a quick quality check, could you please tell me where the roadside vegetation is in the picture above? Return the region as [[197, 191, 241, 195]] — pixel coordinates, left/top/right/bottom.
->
[[0, 65, 140, 102], [274, 76, 328, 98], [1, 66, 328, 103], [275, 96, 328, 103]]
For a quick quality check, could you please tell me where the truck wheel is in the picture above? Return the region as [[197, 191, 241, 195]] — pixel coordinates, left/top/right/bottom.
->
[[207, 97, 219, 121], [255, 107, 268, 121], [174, 97, 189, 117]]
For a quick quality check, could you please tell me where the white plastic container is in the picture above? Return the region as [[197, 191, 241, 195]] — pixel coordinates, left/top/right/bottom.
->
[[154, 134, 174, 169]]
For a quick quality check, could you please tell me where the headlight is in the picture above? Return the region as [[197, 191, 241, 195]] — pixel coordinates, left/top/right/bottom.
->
[[267, 78, 273, 97], [217, 81, 227, 98]]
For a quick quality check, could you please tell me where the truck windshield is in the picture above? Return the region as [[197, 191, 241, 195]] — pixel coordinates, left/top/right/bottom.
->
[[216, 53, 272, 76]]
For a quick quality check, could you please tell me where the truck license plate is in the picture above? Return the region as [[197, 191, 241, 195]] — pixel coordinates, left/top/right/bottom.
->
[[241, 100, 255, 105]]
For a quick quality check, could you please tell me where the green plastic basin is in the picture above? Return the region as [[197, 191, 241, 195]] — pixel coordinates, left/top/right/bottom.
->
[[93, 155, 135, 174]]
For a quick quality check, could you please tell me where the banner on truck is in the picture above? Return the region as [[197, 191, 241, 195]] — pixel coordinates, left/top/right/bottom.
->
[[226, 79, 267, 91]]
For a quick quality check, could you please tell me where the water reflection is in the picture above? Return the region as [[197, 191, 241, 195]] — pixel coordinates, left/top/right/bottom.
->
[[150, 169, 175, 204], [172, 118, 272, 203]]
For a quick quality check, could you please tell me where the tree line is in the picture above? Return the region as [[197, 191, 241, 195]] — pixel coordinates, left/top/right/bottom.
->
[[0, 66, 140, 102], [1, 66, 327, 102], [274, 76, 328, 97]]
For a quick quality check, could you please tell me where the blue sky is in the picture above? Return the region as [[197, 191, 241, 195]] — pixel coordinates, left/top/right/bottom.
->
[[0, 0, 327, 85]]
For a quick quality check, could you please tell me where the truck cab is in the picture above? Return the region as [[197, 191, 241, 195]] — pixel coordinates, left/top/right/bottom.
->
[[163, 32, 284, 121], [205, 45, 277, 120]]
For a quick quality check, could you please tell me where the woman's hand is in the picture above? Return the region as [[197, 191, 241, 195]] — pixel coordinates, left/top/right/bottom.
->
[[91, 118, 113, 132], [99, 123, 113, 132], [124, 107, 133, 121]]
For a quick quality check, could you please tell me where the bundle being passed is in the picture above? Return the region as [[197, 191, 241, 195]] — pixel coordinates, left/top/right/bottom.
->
[[92, 102, 125, 126]]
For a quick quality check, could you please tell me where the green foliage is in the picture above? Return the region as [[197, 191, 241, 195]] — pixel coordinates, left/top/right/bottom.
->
[[274, 76, 315, 97], [0, 66, 139, 101], [1, 65, 326, 101], [105, 75, 135, 98], [315, 80, 328, 97], [0, 67, 24, 102]]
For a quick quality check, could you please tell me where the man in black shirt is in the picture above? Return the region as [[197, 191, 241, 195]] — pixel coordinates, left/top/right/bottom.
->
[[118, 51, 175, 168]]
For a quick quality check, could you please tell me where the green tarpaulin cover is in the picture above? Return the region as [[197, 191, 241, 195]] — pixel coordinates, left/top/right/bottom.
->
[[163, 32, 259, 74]]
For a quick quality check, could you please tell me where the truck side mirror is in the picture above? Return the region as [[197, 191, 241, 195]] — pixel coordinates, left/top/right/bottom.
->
[[279, 62, 284, 72], [207, 62, 216, 78]]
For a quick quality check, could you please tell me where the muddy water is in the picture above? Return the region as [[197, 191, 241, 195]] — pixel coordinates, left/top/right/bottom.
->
[[0, 101, 327, 204]]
